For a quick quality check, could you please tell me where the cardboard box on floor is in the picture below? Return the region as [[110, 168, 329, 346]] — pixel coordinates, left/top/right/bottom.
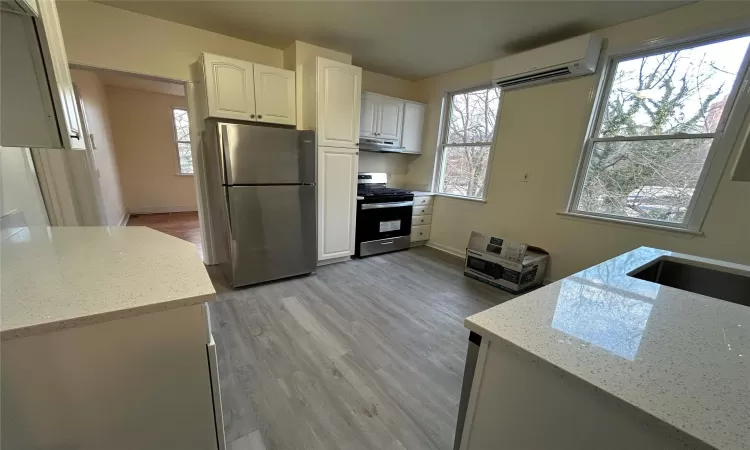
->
[[464, 231, 549, 294]]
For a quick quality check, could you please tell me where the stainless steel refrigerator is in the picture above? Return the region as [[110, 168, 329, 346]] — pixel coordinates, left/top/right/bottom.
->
[[203, 120, 316, 287]]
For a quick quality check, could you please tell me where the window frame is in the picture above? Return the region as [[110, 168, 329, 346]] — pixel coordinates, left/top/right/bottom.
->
[[566, 28, 750, 232], [171, 106, 193, 176], [432, 84, 503, 201]]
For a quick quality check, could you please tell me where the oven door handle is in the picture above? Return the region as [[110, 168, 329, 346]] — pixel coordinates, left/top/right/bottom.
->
[[361, 201, 414, 210]]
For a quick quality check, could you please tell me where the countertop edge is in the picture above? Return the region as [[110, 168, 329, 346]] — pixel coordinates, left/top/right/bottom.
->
[[1, 292, 217, 341]]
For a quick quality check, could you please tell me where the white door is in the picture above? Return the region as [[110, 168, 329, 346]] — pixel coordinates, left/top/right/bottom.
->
[[203, 53, 255, 121], [253, 64, 296, 126], [401, 102, 425, 153], [376, 97, 404, 141], [316, 58, 362, 148], [37, 0, 85, 150], [359, 93, 379, 139], [318, 146, 358, 261]]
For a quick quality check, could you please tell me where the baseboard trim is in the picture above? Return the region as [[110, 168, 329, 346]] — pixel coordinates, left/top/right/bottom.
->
[[118, 213, 130, 227], [317, 255, 352, 266], [128, 206, 198, 215], [425, 241, 466, 259]]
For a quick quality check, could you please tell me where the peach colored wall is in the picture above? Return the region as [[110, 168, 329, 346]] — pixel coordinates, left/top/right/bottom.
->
[[70, 69, 126, 225], [105, 86, 196, 214]]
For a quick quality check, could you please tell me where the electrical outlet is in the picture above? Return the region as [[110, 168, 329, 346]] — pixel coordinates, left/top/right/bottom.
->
[[522, 173, 530, 182]]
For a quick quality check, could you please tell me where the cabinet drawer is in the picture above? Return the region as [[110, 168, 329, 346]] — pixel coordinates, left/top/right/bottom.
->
[[411, 214, 432, 226], [413, 196, 433, 207], [413, 205, 433, 216], [411, 224, 430, 241]]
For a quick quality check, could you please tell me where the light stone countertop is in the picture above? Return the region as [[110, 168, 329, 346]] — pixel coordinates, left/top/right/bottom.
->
[[409, 190, 434, 197], [1, 227, 216, 341], [465, 247, 750, 450]]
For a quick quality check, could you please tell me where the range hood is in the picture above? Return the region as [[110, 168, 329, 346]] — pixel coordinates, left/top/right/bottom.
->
[[359, 137, 404, 153]]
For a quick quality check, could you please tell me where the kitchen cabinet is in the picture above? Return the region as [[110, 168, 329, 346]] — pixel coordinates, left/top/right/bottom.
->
[[201, 53, 296, 126], [1, 1, 85, 150], [401, 101, 425, 153], [315, 58, 362, 148], [359, 92, 404, 141], [202, 53, 256, 121], [253, 64, 296, 126], [318, 146, 358, 260], [1, 0, 38, 16], [410, 195, 433, 246]]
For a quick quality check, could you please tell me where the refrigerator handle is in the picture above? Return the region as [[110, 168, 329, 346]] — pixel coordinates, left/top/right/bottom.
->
[[219, 124, 231, 185]]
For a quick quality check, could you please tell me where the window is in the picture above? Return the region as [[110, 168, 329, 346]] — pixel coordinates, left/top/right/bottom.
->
[[435, 86, 502, 199], [569, 34, 750, 230], [172, 108, 193, 175]]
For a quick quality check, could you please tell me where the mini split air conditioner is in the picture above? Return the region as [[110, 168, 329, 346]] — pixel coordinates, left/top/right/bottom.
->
[[493, 34, 602, 89]]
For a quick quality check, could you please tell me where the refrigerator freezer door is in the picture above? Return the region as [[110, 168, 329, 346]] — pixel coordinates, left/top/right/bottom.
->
[[226, 185, 316, 286], [219, 123, 315, 185]]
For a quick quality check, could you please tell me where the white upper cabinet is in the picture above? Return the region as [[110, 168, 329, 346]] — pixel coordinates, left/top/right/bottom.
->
[[201, 54, 296, 126], [359, 92, 379, 138], [1, 0, 85, 150], [401, 101, 425, 154], [359, 93, 404, 141], [253, 64, 296, 126], [202, 53, 256, 121], [316, 58, 362, 148], [376, 96, 404, 141]]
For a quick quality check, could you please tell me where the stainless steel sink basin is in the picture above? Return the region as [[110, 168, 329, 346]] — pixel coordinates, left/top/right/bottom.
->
[[629, 257, 750, 307]]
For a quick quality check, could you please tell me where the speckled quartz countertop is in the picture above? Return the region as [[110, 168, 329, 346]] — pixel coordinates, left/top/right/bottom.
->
[[1, 227, 216, 341], [465, 247, 749, 450]]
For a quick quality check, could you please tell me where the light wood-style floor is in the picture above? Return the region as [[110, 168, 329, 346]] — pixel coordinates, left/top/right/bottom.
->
[[127, 212, 202, 255], [208, 246, 514, 450]]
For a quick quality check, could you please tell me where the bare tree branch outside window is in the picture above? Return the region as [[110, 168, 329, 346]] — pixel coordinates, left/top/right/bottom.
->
[[172, 108, 193, 175], [574, 35, 750, 225], [437, 86, 501, 199]]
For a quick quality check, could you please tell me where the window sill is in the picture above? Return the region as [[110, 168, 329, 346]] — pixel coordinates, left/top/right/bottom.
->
[[557, 211, 704, 236], [433, 193, 487, 203], [176, 173, 194, 177]]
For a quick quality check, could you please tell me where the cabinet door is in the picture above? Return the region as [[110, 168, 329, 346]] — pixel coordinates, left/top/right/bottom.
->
[[253, 64, 296, 126], [37, 0, 85, 149], [401, 102, 425, 153], [376, 97, 404, 141], [317, 59, 362, 148], [318, 146, 358, 260], [203, 53, 255, 121], [359, 92, 379, 138]]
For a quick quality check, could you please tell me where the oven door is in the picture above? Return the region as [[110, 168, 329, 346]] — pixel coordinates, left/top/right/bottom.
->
[[357, 200, 413, 243]]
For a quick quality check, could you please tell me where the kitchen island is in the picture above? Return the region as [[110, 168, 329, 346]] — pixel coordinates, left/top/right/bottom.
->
[[1, 226, 224, 449], [456, 247, 749, 450]]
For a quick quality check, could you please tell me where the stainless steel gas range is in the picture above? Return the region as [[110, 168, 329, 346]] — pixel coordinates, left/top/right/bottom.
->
[[354, 173, 414, 257]]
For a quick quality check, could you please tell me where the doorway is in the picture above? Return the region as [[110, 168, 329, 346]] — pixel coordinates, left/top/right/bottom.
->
[[68, 66, 207, 258]]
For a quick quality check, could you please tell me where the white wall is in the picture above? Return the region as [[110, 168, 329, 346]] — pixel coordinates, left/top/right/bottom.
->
[[70, 69, 126, 226], [57, 1, 282, 81], [0, 147, 48, 233], [406, 1, 750, 280], [105, 86, 196, 214]]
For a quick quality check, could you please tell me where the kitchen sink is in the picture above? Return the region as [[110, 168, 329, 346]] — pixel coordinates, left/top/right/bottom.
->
[[629, 257, 750, 307]]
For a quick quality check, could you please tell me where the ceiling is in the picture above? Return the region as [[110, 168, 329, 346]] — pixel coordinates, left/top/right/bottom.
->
[[83, 67, 186, 96], [98, 0, 691, 80]]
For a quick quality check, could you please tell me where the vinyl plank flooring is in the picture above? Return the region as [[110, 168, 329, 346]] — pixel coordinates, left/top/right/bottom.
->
[[210, 246, 514, 450]]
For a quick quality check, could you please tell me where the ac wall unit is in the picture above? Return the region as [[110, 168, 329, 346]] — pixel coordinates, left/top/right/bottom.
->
[[493, 34, 602, 89]]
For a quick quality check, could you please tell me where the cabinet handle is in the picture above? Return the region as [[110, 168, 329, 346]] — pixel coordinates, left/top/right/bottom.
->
[[250, 114, 256, 119]]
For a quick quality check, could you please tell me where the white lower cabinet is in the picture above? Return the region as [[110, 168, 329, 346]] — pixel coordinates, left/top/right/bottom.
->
[[410, 195, 433, 246], [318, 146, 358, 261]]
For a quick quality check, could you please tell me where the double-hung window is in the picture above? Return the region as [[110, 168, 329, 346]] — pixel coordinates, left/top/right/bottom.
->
[[569, 33, 750, 230], [172, 107, 193, 175], [435, 85, 501, 200]]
